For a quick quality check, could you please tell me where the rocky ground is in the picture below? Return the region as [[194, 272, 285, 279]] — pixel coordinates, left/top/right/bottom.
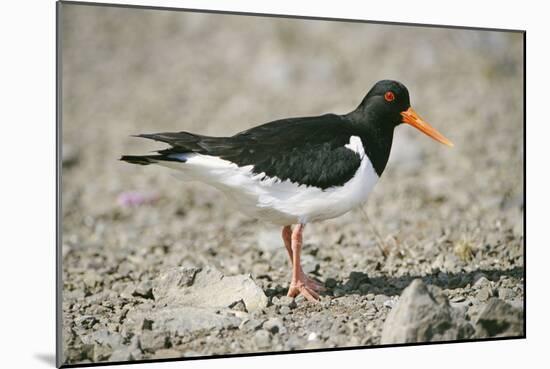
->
[[60, 4, 524, 366]]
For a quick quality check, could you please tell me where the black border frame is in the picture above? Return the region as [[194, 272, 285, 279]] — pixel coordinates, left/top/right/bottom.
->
[[55, 1, 527, 367]]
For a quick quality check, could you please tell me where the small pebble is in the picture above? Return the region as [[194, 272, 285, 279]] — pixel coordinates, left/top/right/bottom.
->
[[279, 306, 291, 315], [263, 317, 286, 334], [307, 332, 318, 341], [254, 330, 272, 349], [133, 280, 153, 299], [477, 287, 492, 301], [277, 296, 297, 309]]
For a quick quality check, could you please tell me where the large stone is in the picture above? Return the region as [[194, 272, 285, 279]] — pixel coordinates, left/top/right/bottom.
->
[[113, 266, 267, 357], [153, 266, 268, 312], [124, 306, 241, 337], [474, 298, 524, 337], [381, 279, 474, 344]]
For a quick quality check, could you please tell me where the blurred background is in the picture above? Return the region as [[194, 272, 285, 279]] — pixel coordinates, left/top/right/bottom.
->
[[60, 3, 524, 363]]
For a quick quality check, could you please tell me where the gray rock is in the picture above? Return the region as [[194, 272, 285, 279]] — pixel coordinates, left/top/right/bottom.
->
[[75, 315, 98, 329], [284, 334, 304, 350], [473, 275, 490, 289], [151, 349, 182, 360], [276, 296, 297, 309], [125, 306, 241, 336], [90, 344, 112, 362], [474, 298, 524, 337], [117, 262, 134, 278], [129, 349, 143, 361], [133, 280, 153, 299], [83, 272, 102, 289], [381, 279, 474, 344], [152, 266, 267, 312], [78, 328, 124, 362], [305, 312, 333, 335], [278, 305, 291, 315], [254, 329, 272, 349], [109, 349, 132, 362], [139, 330, 169, 352], [263, 317, 286, 334], [120, 284, 136, 300], [153, 267, 200, 294], [477, 287, 493, 302]]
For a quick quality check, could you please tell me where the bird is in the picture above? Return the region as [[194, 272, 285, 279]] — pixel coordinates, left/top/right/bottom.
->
[[121, 80, 453, 302]]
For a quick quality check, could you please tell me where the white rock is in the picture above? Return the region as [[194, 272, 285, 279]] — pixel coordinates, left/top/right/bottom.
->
[[307, 332, 318, 341], [153, 266, 268, 312]]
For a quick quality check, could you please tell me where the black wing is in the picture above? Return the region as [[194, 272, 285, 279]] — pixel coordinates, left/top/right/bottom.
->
[[137, 114, 362, 190]]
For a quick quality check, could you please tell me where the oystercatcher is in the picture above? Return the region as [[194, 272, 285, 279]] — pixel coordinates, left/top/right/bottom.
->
[[121, 80, 453, 302]]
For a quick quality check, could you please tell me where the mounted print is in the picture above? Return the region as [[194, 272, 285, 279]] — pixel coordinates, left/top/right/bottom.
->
[[57, 1, 525, 367]]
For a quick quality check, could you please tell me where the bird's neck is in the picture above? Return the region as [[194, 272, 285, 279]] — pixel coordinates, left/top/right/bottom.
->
[[345, 109, 395, 177]]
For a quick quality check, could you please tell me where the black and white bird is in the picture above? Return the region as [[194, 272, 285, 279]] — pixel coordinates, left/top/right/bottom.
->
[[121, 80, 453, 302]]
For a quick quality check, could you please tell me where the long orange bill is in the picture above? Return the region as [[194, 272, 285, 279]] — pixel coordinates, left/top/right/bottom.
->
[[400, 107, 454, 147]]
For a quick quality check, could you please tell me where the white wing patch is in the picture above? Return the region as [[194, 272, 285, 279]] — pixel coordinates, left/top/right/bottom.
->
[[344, 135, 366, 159], [155, 135, 379, 225]]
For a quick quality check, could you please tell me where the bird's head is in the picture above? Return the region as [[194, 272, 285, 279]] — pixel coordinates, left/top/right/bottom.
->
[[359, 80, 453, 147]]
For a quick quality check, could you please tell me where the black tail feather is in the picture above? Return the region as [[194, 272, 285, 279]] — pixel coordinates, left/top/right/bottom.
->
[[120, 154, 186, 166], [121, 133, 198, 166]]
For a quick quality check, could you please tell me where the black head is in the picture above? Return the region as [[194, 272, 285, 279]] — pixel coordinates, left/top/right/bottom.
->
[[357, 80, 411, 127], [355, 79, 453, 147]]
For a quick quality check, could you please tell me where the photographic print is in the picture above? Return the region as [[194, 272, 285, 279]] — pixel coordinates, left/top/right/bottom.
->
[[57, 1, 525, 366]]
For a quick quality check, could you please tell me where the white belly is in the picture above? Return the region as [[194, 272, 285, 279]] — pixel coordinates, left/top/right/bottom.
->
[[160, 136, 379, 225]]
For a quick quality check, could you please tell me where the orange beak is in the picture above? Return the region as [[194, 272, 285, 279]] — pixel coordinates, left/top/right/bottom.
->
[[401, 107, 454, 147]]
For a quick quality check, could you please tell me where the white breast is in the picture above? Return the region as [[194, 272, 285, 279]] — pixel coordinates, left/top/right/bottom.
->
[[159, 136, 379, 225]]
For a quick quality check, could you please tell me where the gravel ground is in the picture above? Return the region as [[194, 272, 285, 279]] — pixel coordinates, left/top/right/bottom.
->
[[60, 4, 524, 365]]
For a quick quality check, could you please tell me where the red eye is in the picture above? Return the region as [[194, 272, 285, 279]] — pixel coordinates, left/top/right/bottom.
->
[[384, 91, 395, 102]]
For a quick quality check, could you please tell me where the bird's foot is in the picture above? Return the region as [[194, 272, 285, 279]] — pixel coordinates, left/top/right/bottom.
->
[[287, 273, 325, 302]]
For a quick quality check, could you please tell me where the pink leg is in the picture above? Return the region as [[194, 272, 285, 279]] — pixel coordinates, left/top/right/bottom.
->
[[282, 226, 325, 292], [286, 224, 324, 302], [282, 225, 293, 264]]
